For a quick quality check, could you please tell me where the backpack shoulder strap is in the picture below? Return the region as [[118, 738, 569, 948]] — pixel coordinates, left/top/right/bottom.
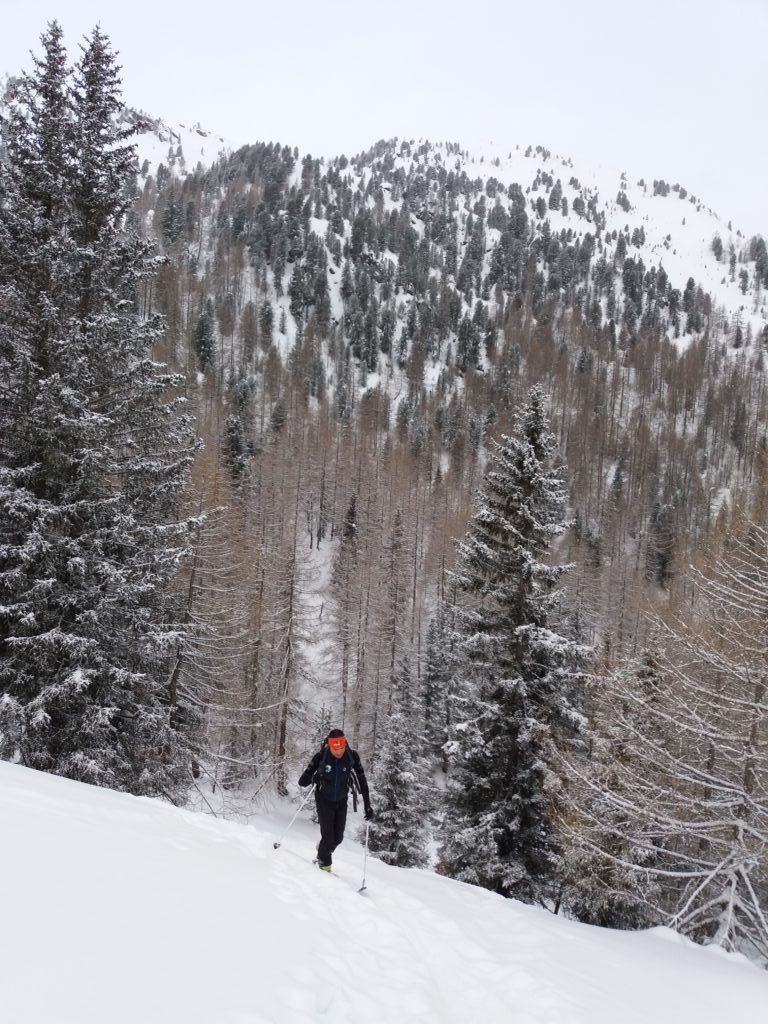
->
[[344, 749, 359, 810]]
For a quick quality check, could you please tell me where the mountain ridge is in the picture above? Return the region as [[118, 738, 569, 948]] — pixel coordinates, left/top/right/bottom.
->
[[132, 113, 766, 348]]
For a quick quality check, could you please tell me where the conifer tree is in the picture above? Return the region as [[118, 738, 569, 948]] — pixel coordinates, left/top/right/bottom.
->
[[193, 298, 216, 370], [422, 607, 454, 763], [439, 386, 587, 904], [366, 658, 431, 868], [259, 300, 273, 350], [0, 25, 198, 799]]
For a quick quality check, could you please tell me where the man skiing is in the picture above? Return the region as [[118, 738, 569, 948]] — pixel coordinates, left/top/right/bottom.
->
[[298, 729, 373, 871]]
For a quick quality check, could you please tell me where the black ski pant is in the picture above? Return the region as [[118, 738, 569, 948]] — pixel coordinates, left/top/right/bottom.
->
[[316, 794, 347, 867]]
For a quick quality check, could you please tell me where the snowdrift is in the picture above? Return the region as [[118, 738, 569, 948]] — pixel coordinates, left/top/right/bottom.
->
[[1, 761, 765, 1024]]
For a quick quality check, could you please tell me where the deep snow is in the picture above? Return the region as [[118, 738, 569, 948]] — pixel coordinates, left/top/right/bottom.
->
[[1, 761, 765, 1024]]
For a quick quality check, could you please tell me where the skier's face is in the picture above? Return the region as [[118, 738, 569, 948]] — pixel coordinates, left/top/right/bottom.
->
[[328, 736, 346, 758]]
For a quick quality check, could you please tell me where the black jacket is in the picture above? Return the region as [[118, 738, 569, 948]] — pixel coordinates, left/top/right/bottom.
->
[[299, 745, 371, 809]]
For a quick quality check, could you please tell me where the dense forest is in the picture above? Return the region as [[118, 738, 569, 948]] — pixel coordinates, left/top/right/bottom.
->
[[1, 25, 766, 962]]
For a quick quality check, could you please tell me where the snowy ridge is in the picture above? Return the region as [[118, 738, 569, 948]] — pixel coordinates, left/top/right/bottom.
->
[[347, 138, 766, 345], [464, 142, 760, 333], [2, 72, 763, 347], [123, 106, 231, 177], [226, 132, 766, 381], [0, 85, 230, 179], [2, 761, 765, 1024]]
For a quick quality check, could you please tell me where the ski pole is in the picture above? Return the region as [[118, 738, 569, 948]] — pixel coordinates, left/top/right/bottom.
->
[[273, 785, 315, 849], [358, 819, 370, 892]]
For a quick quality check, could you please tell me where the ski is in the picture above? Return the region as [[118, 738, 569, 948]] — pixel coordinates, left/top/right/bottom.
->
[[312, 856, 369, 893]]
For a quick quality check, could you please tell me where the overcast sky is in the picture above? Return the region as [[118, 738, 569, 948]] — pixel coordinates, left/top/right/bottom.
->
[[1, 0, 766, 235]]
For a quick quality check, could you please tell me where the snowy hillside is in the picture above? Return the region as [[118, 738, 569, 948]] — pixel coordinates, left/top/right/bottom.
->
[[1, 762, 765, 1024], [124, 106, 231, 177], [335, 138, 767, 348], [162, 131, 767, 388], [443, 141, 765, 341], [3, 69, 765, 349], [0, 83, 230, 178]]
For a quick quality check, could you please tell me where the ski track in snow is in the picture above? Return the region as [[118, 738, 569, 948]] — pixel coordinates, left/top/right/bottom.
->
[[2, 761, 766, 1024]]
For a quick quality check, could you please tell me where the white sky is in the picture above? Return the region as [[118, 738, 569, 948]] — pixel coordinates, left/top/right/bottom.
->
[[1, 0, 766, 236]]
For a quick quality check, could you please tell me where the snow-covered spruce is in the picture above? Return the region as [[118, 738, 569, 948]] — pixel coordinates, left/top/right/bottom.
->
[[365, 656, 431, 868], [439, 385, 589, 904], [0, 25, 198, 798]]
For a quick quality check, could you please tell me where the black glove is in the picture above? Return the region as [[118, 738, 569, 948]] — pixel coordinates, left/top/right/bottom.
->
[[364, 805, 374, 821]]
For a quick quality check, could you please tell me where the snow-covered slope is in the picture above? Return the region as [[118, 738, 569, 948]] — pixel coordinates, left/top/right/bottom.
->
[[122, 107, 231, 177], [454, 142, 764, 337], [3, 68, 764, 348], [1, 762, 765, 1024], [344, 138, 767, 347], [0, 81, 230, 178]]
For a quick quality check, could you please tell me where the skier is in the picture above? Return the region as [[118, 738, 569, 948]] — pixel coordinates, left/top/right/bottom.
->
[[299, 729, 373, 871]]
